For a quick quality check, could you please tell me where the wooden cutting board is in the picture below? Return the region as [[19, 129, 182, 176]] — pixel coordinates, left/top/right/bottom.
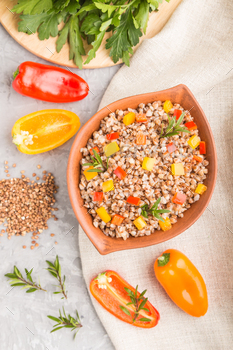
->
[[0, 0, 182, 69]]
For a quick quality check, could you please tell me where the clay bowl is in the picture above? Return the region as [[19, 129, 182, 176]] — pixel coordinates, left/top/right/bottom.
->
[[67, 84, 217, 255]]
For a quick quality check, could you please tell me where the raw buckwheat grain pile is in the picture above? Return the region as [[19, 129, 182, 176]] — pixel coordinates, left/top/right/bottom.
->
[[0, 166, 58, 248], [79, 100, 209, 240]]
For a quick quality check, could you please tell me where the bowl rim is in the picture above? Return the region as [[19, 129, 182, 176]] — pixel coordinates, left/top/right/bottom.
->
[[67, 84, 217, 255]]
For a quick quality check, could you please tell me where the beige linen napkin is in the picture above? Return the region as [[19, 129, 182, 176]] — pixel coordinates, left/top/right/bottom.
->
[[79, 0, 233, 349]]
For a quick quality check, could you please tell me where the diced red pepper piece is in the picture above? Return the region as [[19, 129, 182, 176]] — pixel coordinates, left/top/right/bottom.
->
[[90, 146, 100, 155], [93, 192, 103, 202], [185, 121, 197, 130], [166, 142, 176, 154], [193, 155, 203, 162], [136, 133, 147, 145], [173, 109, 182, 120], [106, 132, 120, 140], [199, 141, 206, 154], [111, 214, 125, 226], [172, 192, 186, 205], [135, 114, 148, 123], [114, 166, 127, 180], [126, 196, 141, 206]]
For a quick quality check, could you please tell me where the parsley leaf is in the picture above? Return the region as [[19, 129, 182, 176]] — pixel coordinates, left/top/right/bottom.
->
[[56, 14, 85, 69], [53, 0, 71, 13], [105, 8, 142, 65], [18, 12, 62, 39], [38, 13, 63, 39], [12, 0, 53, 15], [81, 13, 101, 35], [135, 0, 150, 34], [85, 31, 105, 64]]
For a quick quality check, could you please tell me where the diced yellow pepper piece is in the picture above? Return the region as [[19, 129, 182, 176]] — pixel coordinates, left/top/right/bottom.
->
[[96, 207, 111, 223], [159, 217, 172, 231], [188, 135, 200, 149], [102, 179, 114, 192], [163, 100, 173, 113], [123, 112, 136, 126], [83, 166, 98, 181], [171, 163, 184, 176], [195, 183, 207, 195], [142, 157, 156, 171], [104, 141, 119, 157], [133, 216, 147, 230]]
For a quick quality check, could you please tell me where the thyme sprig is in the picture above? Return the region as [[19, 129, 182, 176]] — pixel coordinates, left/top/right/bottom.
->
[[5, 266, 46, 293], [46, 255, 67, 299], [83, 149, 109, 173], [48, 307, 82, 339], [120, 286, 151, 323], [160, 112, 190, 138], [141, 197, 170, 222]]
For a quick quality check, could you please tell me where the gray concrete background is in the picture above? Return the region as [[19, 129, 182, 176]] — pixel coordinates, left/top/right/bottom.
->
[[0, 24, 120, 350]]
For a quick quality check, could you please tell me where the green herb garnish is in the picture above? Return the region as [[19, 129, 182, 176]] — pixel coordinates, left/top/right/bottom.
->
[[160, 112, 190, 138], [120, 285, 151, 323], [141, 197, 170, 222], [48, 307, 82, 339], [5, 266, 46, 293], [46, 255, 67, 299], [83, 148, 109, 173], [12, 0, 170, 69]]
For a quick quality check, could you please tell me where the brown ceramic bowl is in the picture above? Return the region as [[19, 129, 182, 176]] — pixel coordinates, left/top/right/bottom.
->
[[67, 84, 217, 255]]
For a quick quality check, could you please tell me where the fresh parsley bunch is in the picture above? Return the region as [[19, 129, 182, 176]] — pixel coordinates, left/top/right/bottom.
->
[[12, 0, 170, 69]]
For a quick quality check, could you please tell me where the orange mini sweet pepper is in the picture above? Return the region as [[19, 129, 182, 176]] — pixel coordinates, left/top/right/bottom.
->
[[154, 249, 208, 317]]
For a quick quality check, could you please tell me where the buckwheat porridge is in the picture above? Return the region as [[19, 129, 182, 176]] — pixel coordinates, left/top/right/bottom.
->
[[79, 100, 208, 240]]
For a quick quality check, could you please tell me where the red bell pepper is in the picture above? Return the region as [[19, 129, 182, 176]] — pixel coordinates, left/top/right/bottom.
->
[[136, 114, 148, 123], [12, 61, 89, 103], [173, 109, 182, 120], [127, 196, 141, 206], [185, 121, 197, 130], [114, 166, 127, 180], [93, 192, 103, 202], [90, 271, 160, 328], [199, 141, 206, 154], [111, 214, 125, 226], [172, 192, 186, 205], [193, 155, 203, 162], [166, 142, 176, 153], [106, 132, 120, 140], [90, 147, 100, 155], [136, 133, 147, 145]]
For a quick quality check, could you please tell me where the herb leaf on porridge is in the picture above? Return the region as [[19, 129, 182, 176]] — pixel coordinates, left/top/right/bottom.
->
[[141, 197, 171, 222]]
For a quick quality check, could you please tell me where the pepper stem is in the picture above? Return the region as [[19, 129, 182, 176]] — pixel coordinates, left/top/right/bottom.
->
[[13, 67, 19, 80], [157, 256, 165, 261], [157, 253, 170, 267]]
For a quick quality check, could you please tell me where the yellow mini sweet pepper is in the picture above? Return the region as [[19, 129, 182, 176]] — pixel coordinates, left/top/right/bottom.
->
[[195, 183, 207, 195], [133, 216, 147, 230], [159, 217, 172, 231], [104, 141, 119, 157], [123, 112, 136, 126], [188, 135, 200, 149], [171, 163, 185, 176], [96, 207, 111, 223], [142, 157, 156, 171], [83, 166, 98, 181], [163, 100, 173, 113], [102, 179, 114, 192]]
